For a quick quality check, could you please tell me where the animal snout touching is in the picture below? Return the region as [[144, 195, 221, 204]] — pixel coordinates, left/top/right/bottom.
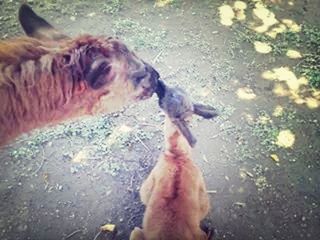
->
[[145, 63, 159, 93], [133, 62, 159, 99]]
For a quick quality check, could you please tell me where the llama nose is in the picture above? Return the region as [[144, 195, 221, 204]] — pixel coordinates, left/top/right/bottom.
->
[[144, 63, 160, 90]]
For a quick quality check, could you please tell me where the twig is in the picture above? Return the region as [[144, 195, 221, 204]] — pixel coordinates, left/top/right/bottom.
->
[[93, 231, 102, 240], [134, 133, 151, 153], [152, 49, 164, 63], [127, 174, 135, 192], [162, 67, 184, 80], [138, 123, 162, 131], [207, 190, 217, 194], [209, 126, 235, 139], [63, 229, 82, 239], [32, 147, 45, 176]]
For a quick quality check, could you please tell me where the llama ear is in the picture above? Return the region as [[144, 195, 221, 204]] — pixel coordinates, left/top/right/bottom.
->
[[85, 58, 112, 90], [193, 104, 218, 119], [19, 4, 69, 41]]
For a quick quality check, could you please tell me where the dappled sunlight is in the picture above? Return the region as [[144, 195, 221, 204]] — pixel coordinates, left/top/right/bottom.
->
[[218, 1, 248, 26], [272, 105, 284, 117], [257, 114, 272, 125], [106, 124, 133, 146], [281, 19, 301, 32], [262, 67, 300, 91], [198, 87, 212, 97], [72, 149, 89, 164], [286, 49, 302, 59], [154, 0, 173, 7], [288, 1, 294, 6], [276, 129, 295, 148], [234, 1, 247, 21], [236, 87, 256, 100], [266, 23, 287, 38], [218, 4, 235, 26], [272, 83, 290, 97], [305, 97, 319, 109], [254, 41, 272, 54], [262, 67, 320, 109], [219, 0, 320, 109], [252, 1, 278, 33]]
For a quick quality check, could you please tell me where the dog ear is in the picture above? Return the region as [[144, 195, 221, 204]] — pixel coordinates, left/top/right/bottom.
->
[[193, 104, 218, 119], [85, 58, 112, 90], [19, 4, 69, 41]]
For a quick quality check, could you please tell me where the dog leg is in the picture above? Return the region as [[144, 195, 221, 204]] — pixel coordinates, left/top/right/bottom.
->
[[130, 227, 145, 240]]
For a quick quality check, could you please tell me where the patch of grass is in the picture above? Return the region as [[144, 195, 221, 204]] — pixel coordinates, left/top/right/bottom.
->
[[296, 26, 320, 88], [252, 111, 279, 152], [235, 23, 320, 88], [10, 116, 114, 160], [113, 18, 167, 50], [102, 0, 124, 14]]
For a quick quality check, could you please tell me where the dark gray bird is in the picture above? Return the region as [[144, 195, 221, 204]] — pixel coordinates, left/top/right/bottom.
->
[[156, 80, 218, 147]]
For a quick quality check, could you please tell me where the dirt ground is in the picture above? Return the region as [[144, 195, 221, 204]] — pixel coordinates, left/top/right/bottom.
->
[[0, 0, 319, 240]]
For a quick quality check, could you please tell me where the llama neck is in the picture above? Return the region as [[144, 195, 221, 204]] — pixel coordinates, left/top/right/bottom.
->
[[0, 55, 87, 145]]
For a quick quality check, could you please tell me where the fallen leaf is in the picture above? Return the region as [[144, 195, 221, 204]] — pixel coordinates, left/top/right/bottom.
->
[[234, 202, 246, 207], [245, 171, 254, 178], [100, 224, 116, 232], [270, 154, 280, 162], [207, 190, 217, 194]]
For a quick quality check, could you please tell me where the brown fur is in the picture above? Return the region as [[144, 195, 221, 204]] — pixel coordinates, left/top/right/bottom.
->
[[0, 35, 156, 146], [130, 116, 210, 240]]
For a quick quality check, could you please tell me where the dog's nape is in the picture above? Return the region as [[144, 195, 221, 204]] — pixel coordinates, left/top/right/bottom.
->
[[193, 103, 219, 119], [18, 3, 69, 41]]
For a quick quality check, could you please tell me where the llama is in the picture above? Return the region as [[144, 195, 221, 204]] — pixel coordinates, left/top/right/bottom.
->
[[0, 4, 159, 146]]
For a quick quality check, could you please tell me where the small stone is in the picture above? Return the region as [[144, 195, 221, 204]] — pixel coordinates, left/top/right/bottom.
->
[[70, 167, 78, 174], [17, 224, 28, 232]]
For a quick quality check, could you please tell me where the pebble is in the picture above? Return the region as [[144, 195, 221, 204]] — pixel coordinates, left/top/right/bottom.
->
[[70, 167, 78, 174], [17, 224, 28, 232]]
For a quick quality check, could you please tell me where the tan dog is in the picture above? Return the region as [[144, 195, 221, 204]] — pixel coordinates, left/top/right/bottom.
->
[[0, 4, 159, 146], [130, 114, 212, 240]]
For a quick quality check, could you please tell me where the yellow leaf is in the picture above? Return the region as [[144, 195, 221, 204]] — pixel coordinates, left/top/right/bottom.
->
[[100, 224, 116, 232], [270, 154, 280, 162]]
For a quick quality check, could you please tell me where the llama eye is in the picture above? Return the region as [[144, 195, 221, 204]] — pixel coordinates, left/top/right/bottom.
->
[[135, 75, 145, 84]]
